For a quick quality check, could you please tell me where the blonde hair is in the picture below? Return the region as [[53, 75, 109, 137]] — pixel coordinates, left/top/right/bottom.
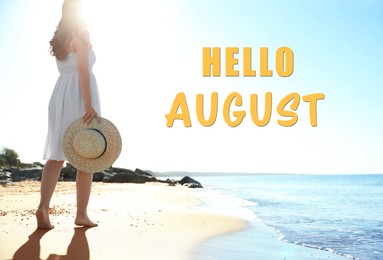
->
[[49, 0, 89, 61]]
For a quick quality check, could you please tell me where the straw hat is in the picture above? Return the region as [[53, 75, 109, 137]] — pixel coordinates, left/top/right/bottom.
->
[[63, 117, 122, 173]]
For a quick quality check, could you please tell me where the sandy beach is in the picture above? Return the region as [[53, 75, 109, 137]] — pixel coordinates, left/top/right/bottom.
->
[[1, 180, 352, 260], [0, 181, 245, 260]]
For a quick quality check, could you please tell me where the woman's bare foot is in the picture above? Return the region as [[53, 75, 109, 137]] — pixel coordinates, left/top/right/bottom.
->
[[36, 210, 54, 229], [74, 215, 98, 227]]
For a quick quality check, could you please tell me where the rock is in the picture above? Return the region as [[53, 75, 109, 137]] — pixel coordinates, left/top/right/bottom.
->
[[11, 167, 42, 182], [92, 171, 105, 182], [103, 167, 157, 183], [165, 178, 177, 186], [60, 163, 77, 181], [134, 168, 153, 177], [0, 171, 11, 180], [110, 167, 135, 174], [33, 162, 45, 168], [2, 160, 187, 187], [135, 168, 157, 182], [178, 176, 203, 188], [60, 165, 113, 182], [0, 180, 12, 186], [103, 172, 146, 183], [184, 183, 203, 189]]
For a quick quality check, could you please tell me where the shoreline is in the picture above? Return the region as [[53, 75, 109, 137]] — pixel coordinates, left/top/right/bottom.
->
[[0, 181, 245, 259], [1, 180, 350, 259], [189, 182, 349, 260], [191, 217, 349, 260]]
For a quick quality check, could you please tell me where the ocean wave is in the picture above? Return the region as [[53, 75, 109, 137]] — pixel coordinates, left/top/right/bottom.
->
[[290, 241, 360, 260], [192, 188, 257, 221], [192, 174, 383, 260]]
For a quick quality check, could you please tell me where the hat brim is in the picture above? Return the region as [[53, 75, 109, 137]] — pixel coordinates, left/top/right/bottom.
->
[[63, 117, 122, 173]]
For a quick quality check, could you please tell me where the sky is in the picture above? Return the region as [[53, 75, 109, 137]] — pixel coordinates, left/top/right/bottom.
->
[[0, 0, 382, 174]]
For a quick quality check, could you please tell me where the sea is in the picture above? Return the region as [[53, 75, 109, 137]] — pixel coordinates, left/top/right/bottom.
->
[[187, 174, 383, 260]]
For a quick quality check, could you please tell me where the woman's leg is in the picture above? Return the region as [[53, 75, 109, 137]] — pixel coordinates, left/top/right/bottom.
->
[[36, 160, 64, 229], [74, 170, 98, 227]]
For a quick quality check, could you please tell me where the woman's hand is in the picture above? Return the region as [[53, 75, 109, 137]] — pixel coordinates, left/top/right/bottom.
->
[[83, 106, 100, 125]]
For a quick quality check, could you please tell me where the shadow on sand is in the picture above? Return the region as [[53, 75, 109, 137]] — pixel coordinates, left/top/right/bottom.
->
[[12, 227, 94, 260]]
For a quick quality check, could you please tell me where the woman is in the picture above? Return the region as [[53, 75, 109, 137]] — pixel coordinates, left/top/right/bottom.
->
[[36, 0, 100, 229]]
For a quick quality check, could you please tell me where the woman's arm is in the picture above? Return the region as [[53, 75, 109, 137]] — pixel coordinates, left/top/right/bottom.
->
[[72, 36, 100, 124]]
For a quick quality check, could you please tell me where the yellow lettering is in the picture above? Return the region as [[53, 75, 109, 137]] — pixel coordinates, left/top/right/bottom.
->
[[276, 47, 294, 77], [196, 92, 218, 127], [165, 92, 192, 127], [250, 92, 272, 126], [277, 92, 300, 127], [203, 47, 221, 77], [223, 92, 246, 127], [226, 47, 239, 77], [243, 47, 256, 77], [260, 47, 273, 77], [302, 93, 325, 127]]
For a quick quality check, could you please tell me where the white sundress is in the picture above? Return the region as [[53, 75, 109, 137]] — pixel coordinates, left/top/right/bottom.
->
[[43, 49, 101, 161]]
